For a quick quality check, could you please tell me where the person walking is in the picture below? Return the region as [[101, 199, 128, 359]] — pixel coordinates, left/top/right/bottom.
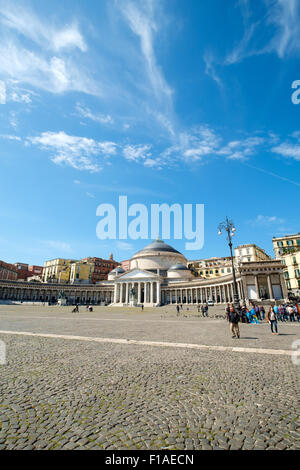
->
[[287, 304, 295, 322], [267, 306, 279, 335], [225, 304, 230, 321], [259, 305, 265, 321], [204, 303, 208, 317], [201, 304, 205, 317], [176, 305, 180, 316], [228, 305, 240, 339]]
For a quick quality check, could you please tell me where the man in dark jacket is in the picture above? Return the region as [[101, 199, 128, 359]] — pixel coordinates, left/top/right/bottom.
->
[[228, 305, 240, 338]]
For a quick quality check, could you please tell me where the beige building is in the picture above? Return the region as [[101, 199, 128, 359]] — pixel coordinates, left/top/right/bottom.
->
[[69, 261, 94, 285], [234, 244, 271, 263], [42, 259, 78, 283], [273, 233, 300, 259], [281, 251, 300, 296], [188, 256, 232, 279]]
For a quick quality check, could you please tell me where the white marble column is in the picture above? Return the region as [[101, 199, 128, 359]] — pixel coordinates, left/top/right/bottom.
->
[[138, 282, 141, 304], [114, 284, 117, 303], [157, 282, 160, 305], [267, 275, 274, 300]]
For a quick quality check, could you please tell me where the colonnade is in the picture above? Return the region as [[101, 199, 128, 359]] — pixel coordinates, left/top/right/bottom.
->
[[161, 280, 245, 305], [0, 284, 113, 305], [114, 281, 161, 305]]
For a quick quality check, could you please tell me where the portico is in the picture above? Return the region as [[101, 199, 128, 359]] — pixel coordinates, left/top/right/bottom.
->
[[113, 269, 162, 307]]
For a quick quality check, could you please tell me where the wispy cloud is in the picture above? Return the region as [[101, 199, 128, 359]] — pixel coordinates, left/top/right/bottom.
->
[[224, 0, 300, 65], [76, 103, 114, 125], [119, 0, 175, 137], [116, 241, 134, 251], [28, 131, 117, 172], [254, 215, 285, 225], [123, 144, 152, 162], [204, 51, 223, 88], [272, 142, 300, 161], [0, 80, 6, 103], [0, 2, 87, 52], [0, 1, 99, 96]]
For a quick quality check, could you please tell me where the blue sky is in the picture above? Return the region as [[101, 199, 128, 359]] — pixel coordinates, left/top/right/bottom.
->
[[0, 0, 299, 266]]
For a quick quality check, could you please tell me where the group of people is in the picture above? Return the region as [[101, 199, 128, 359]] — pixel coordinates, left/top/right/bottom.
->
[[225, 301, 300, 338], [71, 304, 94, 313], [176, 303, 209, 317]]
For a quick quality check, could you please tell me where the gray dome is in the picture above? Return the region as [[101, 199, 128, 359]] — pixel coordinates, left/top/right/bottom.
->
[[168, 263, 189, 271], [111, 267, 125, 274], [135, 239, 181, 255]]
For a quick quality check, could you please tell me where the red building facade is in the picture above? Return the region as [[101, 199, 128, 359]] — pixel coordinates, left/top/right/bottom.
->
[[81, 257, 119, 283], [0, 261, 18, 281]]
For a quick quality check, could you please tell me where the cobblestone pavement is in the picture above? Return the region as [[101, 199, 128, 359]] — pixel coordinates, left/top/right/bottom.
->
[[0, 305, 299, 450]]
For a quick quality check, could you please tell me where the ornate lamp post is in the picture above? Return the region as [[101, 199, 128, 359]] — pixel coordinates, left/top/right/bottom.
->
[[218, 217, 240, 311]]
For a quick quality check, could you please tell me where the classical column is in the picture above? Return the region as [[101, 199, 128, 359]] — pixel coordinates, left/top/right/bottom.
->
[[267, 275, 274, 300], [114, 284, 117, 303], [157, 282, 160, 305], [138, 282, 141, 304], [150, 282, 154, 304], [126, 282, 129, 304], [254, 276, 260, 300], [119, 283, 123, 304]]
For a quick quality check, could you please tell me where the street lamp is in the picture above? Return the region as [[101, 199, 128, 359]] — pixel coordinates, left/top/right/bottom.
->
[[218, 217, 240, 311]]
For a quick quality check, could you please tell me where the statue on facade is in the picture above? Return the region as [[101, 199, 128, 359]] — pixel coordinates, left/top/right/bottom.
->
[[58, 289, 67, 306], [129, 286, 137, 306]]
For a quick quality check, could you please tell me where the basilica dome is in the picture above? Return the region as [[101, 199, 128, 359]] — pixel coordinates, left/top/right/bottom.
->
[[167, 263, 191, 279], [130, 239, 187, 273]]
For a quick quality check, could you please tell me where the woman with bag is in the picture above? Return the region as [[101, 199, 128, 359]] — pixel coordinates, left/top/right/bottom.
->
[[266, 306, 279, 335]]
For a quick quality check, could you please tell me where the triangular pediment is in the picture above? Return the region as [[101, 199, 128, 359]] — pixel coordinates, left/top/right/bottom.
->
[[116, 269, 160, 280]]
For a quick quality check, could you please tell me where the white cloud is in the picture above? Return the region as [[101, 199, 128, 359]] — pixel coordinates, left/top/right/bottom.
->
[[218, 136, 265, 160], [10, 91, 32, 104], [116, 241, 134, 251], [121, 1, 172, 101], [0, 80, 6, 103], [266, 0, 300, 58], [28, 131, 118, 172], [123, 144, 152, 161], [254, 215, 285, 225], [86, 192, 96, 199], [0, 3, 87, 52], [224, 0, 300, 65], [76, 103, 114, 125], [272, 142, 300, 161], [203, 51, 223, 88], [0, 41, 98, 96], [0, 3, 98, 97], [0, 134, 21, 141]]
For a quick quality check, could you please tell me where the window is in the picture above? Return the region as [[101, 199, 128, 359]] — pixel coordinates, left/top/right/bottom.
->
[[248, 257, 251, 262], [293, 257, 297, 264], [227, 268, 231, 273], [277, 241, 283, 247], [297, 239, 300, 246], [295, 269, 300, 279], [284, 272, 290, 279], [287, 240, 294, 246]]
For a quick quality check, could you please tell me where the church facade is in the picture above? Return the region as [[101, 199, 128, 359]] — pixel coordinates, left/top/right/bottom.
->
[[0, 239, 288, 305]]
